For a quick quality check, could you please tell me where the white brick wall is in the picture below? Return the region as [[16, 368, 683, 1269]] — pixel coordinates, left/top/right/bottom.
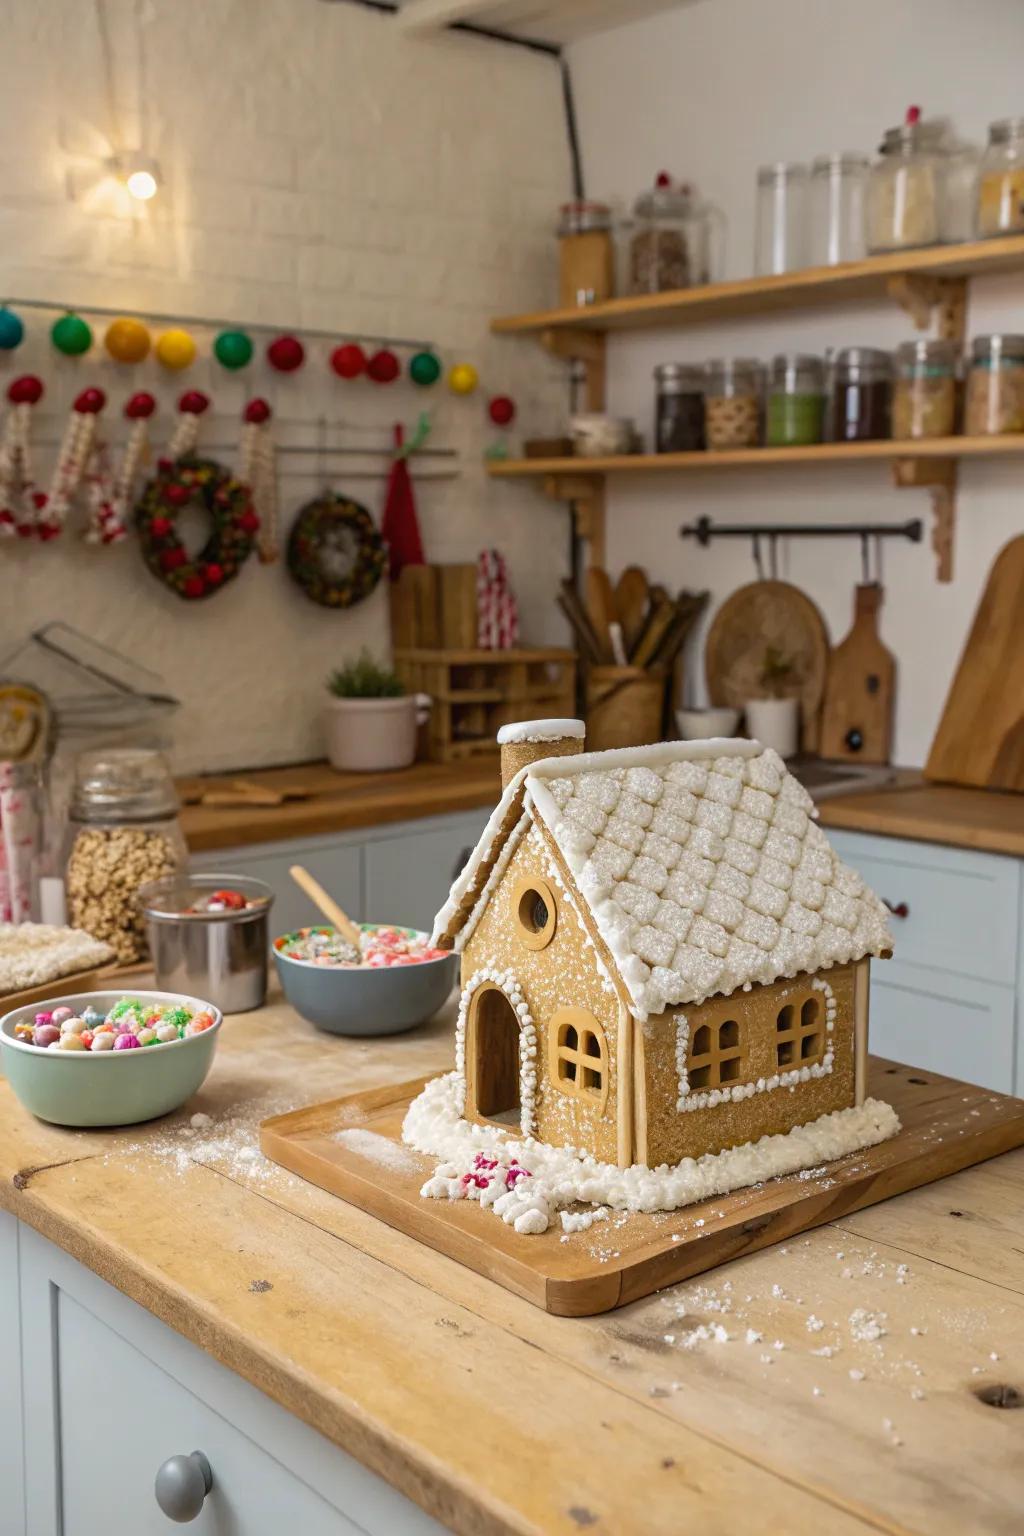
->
[[0, 0, 571, 772]]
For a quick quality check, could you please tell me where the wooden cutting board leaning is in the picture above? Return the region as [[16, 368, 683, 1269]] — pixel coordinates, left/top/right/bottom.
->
[[705, 580, 829, 752], [819, 583, 896, 764], [925, 534, 1024, 791]]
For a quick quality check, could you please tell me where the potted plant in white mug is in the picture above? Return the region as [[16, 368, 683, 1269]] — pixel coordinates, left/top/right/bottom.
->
[[744, 646, 800, 758], [324, 651, 427, 772]]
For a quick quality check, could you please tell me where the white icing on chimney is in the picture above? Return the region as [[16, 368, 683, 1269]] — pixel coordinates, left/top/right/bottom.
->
[[497, 718, 585, 787]]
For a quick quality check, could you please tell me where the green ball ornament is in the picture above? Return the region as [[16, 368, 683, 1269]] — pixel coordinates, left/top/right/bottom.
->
[[51, 312, 92, 357], [214, 329, 253, 370], [0, 308, 24, 350], [409, 350, 441, 387]]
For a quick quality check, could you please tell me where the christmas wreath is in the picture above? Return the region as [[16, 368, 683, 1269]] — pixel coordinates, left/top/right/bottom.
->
[[286, 493, 386, 608], [135, 455, 259, 600]]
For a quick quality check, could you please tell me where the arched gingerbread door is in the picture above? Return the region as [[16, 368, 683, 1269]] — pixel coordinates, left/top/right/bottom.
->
[[466, 982, 521, 1128]]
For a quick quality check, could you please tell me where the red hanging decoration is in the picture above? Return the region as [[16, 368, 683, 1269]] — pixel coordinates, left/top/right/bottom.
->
[[238, 398, 278, 564], [488, 395, 516, 427], [267, 334, 305, 372], [330, 343, 367, 379], [0, 375, 44, 538], [367, 348, 400, 384], [380, 423, 424, 581]]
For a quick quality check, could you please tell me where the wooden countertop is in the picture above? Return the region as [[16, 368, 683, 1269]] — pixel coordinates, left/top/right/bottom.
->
[[179, 759, 1024, 861], [3, 987, 1023, 1535], [179, 759, 500, 852], [818, 777, 1024, 859]]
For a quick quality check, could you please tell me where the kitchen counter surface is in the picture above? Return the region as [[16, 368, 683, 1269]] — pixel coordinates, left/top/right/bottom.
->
[[179, 758, 499, 852], [179, 759, 1024, 861], [3, 985, 1023, 1535]]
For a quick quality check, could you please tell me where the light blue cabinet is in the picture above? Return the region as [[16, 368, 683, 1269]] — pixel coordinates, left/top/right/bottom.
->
[[829, 829, 1023, 1095], [191, 809, 488, 937]]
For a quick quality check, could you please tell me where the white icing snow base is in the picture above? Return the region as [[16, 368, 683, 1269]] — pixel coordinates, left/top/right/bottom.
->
[[403, 1073, 900, 1236]]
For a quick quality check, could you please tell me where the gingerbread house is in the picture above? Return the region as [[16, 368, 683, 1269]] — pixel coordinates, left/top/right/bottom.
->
[[418, 720, 895, 1185]]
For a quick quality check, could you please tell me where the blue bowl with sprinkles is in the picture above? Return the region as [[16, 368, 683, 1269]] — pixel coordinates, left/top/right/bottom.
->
[[272, 924, 457, 1036], [0, 989, 222, 1127]]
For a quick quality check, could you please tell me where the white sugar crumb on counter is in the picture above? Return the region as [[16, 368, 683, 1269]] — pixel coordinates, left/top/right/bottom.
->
[[333, 1128, 422, 1172], [849, 1308, 888, 1342], [190, 1112, 214, 1129], [849, 1368, 866, 1381], [745, 1328, 762, 1345]]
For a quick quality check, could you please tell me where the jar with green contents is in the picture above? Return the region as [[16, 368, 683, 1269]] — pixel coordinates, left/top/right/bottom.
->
[[892, 339, 958, 439], [765, 354, 826, 446]]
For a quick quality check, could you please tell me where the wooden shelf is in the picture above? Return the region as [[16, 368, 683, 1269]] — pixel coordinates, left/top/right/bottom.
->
[[492, 235, 1024, 336], [488, 435, 1024, 478]]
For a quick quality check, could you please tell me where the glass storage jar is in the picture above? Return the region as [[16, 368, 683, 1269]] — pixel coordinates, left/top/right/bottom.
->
[[704, 359, 763, 449], [867, 111, 943, 252], [754, 162, 808, 275], [654, 363, 705, 452], [964, 334, 1024, 435], [765, 354, 826, 446], [63, 748, 186, 964], [831, 347, 892, 441], [623, 174, 723, 294], [891, 340, 958, 440], [976, 118, 1024, 238], [557, 200, 614, 308], [808, 153, 869, 266]]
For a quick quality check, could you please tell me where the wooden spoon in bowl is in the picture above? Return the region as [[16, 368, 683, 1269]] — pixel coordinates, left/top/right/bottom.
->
[[288, 865, 364, 951]]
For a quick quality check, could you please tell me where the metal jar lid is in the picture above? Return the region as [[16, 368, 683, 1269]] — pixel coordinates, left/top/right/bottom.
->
[[834, 346, 893, 379], [970, 333, 1024, 364], [558, 200, 612, 236], [654, 362, 704, 392], [69, 748, 179, 823]]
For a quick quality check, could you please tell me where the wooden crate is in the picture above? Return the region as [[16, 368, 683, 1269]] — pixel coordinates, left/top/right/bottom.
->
[[394, 647, 576, 764]]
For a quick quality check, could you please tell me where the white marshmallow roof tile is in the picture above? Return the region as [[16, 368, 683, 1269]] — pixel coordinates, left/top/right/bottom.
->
[[432, 738, 893, 1021]]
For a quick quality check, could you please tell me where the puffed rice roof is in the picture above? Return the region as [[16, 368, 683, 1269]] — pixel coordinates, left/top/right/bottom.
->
[[432, 738, 893, 1020]]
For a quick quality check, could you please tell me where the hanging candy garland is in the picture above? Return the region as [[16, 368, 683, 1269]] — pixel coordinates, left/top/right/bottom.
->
[[0, 376, 45, 538], [331, 343, 366, 379], [168, 389, 210, 456], [155, 328, 197, 371], [238, 398, 278, 564], [51, 311, 93, 357], [214, 329, 253, 370], [40, 387, 107, 541], [105, 317, 151, 364], [84, 391, 156, 546], [0, 308, 24, 351], [267, 334, 304, 373]]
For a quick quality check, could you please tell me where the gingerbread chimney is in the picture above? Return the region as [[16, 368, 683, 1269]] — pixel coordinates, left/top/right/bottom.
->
[[497, 719, 585, 789]]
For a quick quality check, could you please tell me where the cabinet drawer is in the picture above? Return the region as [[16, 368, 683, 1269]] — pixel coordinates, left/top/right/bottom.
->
[[828, 831, 1021, 987], [868, 960, 1016, 1092]]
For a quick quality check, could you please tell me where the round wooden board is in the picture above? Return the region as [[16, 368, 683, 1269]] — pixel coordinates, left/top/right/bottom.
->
[[705, 581, 829, 751]]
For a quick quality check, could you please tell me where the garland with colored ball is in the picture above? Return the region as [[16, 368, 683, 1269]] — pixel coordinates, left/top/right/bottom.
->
[[286, 493, 386, 608], [135, 456, 259, 600]]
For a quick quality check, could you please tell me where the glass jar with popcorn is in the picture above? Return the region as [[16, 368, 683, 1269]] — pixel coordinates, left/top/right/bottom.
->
[[964, 334, 1024, 435], [63, 749, 186, 963]]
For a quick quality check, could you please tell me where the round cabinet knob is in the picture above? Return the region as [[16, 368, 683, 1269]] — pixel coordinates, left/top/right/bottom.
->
[[154, 1451, 213, 1522]]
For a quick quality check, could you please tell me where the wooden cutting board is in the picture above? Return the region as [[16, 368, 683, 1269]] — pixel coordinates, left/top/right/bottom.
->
[[705, 581, 829, 752], [819, 585, 896, 764], [260, 1061, 1024, 1317], [925, 535, 1024, 790]]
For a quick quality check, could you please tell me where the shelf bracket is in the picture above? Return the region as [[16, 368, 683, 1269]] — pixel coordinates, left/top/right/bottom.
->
[[540, 327, 607, 412], [541, 472, 605, 570], [891, 456, 957, 581], [886, 274, 967, 338]]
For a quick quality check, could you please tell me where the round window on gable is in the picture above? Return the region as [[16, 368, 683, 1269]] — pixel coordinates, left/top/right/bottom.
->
[[513, 875, 558, 950]]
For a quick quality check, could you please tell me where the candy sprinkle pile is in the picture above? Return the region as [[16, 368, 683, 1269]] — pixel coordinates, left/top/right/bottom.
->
[[275, 924, 448, 969], [13, 996, 215, 1053]]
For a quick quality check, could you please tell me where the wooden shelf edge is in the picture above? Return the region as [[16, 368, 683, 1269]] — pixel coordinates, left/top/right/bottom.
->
[[492, 234, 1024, 335], [487, 435, 1024, 477]]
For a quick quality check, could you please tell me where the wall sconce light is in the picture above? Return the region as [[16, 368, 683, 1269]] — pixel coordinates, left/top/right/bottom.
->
[[109, 151, 162, 202]]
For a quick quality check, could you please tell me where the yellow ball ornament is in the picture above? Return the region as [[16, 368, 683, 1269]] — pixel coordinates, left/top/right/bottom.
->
[[448, 362, 479, 396], [105, 317, 151, 364], [155, 328, 197, 371]]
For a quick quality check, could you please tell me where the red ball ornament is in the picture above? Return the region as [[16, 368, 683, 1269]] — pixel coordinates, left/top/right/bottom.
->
[[183, 575, 206, 599], [160, 547, 187, 572], [8, 375, 43, 406], [238, 508, 261, 534], [165, 483, 190, 507], [74, 387, 106, 415], [488, 395, 516, 427], [367, 348, 400, 384], [178, 390, 210, 416], [267, 335, 305, 372], [243, 397, 271, 425], [126, 391, 156, 420], [149, 516, 172, 538], [203, 562, 224, 586], [330, 343, 367, 380]]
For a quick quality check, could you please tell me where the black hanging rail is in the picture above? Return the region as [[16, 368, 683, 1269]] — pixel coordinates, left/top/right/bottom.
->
[[680, 516, 924, 545]]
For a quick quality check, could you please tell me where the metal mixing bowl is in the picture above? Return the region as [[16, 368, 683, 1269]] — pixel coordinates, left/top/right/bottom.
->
[[140, 873, 273, 1014]]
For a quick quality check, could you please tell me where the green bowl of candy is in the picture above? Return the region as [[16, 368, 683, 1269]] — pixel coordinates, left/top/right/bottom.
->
[[0, 990, 222, 1128]]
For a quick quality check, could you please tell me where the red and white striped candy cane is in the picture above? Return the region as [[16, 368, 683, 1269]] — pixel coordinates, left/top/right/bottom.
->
[[0, 375, 45, 539], [40, 386, 107, 540], [85, 391, 156, 545]]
